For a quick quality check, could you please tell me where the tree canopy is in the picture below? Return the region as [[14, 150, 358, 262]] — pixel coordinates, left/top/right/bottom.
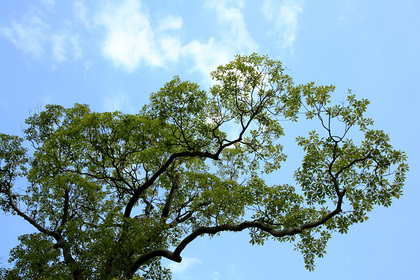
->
[[0, 54, 408, 279]]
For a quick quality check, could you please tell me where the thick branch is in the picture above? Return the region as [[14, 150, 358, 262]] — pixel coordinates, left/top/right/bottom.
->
[[126, 249, 181, 278], [173, 197, 344, 257], [124, 150, 219, 218], [129, 190, 345, 275], [58, 189, 70, 233], [161, 174, 179, 218]]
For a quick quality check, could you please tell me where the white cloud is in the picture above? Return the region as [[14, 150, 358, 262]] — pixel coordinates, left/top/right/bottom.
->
[[168, 257, 201, 274], [96, 0, 183, 71], [157, 15, 183, 32], [42, 95, 53, 106], [181, 0, 258, 84], [2, 0, 259, 81], [182, 38, 232, 84], [228, 265, 241, 279], [83, 60, 93, 80], [209, 265, 241, 280], [210, 271, 221, 280], [157, 16, 183, 63], [0, 14, 47, 58], [51, 34, 67, 62], [96, 0, 258, 78], [41, 0, 55, 8], [205, 0, 258, 52], [160, 36, 182, 64], [69, 35, 83, 59], [103, 91, 131, 112], [0, 11, 82, 63], [73, 1, 93, 28], [261, 0, 304, 50], [84, 60, 92, 71], [339, 0, 357, 21]]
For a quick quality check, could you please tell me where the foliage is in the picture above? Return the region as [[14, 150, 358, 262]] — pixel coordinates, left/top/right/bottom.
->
[[0, 54, 408, 279]]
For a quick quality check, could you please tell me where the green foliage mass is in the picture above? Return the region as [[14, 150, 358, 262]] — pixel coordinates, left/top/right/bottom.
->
[[0, 54, 408, 279]]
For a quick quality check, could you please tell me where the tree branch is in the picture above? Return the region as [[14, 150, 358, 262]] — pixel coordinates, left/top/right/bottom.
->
[[124, 98, 267, 219], [124, 150, 219, 218], [7, 193, 59, 239], [6, 189, 83, 279], [128, 190, 346, 276], [161, 174, 179, 219], [58, 188, 70, 233]]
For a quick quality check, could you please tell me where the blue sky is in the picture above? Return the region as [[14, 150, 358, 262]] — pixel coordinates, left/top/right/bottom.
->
[[0, 0, 419, 279]]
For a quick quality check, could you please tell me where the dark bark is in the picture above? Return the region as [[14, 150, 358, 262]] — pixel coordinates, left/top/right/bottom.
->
[[161, 174, 180, 218], [127, 189, 345, 278]]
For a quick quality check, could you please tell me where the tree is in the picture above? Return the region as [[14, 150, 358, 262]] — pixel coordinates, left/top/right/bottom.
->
[[0, 54, 408, 279]]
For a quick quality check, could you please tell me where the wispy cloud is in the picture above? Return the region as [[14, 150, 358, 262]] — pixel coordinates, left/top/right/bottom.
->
[[182, 38, 232, 84], [182, 0, 258, 84], [168, 257, 201, 275], [0, 13, 48, 59], [103, 91, 132, 112], [210, 271, 221, 280], [209, 265, 241, 280], [95, 0, 258, 80], [51, 33, 67, 62], [96, 0, 182, 71], [0, 10, 82, 63], [261, 0, 304, 50], [339, 0, 357, 21], [1, 0, 259, 81], [73, 1, 93, 28], [204, 0, 257, 52], [41, 0, 55, 7], [51, 33, 82, 62]]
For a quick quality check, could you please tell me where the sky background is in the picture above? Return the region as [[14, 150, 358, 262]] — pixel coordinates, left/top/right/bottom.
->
[[0, 0, 419, 279]]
